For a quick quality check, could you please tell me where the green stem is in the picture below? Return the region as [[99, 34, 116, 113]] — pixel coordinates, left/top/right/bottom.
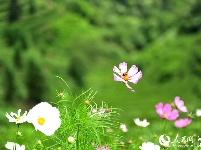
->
[[184, 127, 187, 137], [162, 119, 166, 134], [14, 124, 20, 150], [39, 132, 46, 149], [15, 124, 20, 139], [56, 76, 73, 97], [76, 124, 80, 150]]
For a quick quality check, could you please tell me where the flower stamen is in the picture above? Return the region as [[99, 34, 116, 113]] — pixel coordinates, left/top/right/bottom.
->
[[122, 72, 129, 81], [17, 117, 21, 121], [38, 117, 45, 125]]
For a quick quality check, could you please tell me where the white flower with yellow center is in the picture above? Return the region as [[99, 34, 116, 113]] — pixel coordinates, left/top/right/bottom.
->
[[134, 118, 150, 127], [5, 109, 27, 124], [5, 142, 25, 150], [26, 102, 61, 136]]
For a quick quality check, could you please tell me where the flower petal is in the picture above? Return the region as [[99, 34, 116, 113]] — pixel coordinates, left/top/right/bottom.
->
[[174, 118, 191, 128], [155, 103, 164, 116], [163, 104, 172, 114], [155, 102, 163, 109], [128, 71, 142, 84], [113, 66, 121, 76], [128, 65, 138, 77], [11, 112, 17, 118], [174, 96, 187, 112], [134, 118, 140, 125], [125, 83, 135, 92], [179, 106, 187, 112], [168, 109, 179, 120], [113, 74, 124, 82], [174, 96, 184, 107], [17, 109, 21, 116], [119, 62, 127, 74]]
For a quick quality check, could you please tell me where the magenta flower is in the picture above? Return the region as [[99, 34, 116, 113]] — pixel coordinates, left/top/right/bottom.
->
[[174, 96, 187, 112], [174, 118, 192, 128], [155, 102, 179, 120], [113, 62, 142, 92]]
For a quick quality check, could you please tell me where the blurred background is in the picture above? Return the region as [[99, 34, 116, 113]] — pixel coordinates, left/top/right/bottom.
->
[[0, 0, 201, 148]]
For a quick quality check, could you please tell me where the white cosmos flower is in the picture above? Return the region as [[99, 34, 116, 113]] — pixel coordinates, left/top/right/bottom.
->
[[139, 142, 160, 150], [134, 118, 150, 127], [120, 124, 128, 132], [196, 109, 201, 117], [5, 109, 27, 124], [5, 142, 25, 150], [26, 102, 61, 136]]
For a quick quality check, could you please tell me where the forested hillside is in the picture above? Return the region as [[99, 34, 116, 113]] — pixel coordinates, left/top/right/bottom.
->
[[0, 0, 200, 112]]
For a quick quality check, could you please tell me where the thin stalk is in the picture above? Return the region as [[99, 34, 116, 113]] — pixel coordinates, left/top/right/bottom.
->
[[56, 76, 73, 97], [162, 119, 167, 134], [13, 124, 20, 150], [76, 124, 80, 150]]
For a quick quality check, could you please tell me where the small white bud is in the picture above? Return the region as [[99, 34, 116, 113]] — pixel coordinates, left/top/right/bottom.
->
[[68, 136, 75, 144]]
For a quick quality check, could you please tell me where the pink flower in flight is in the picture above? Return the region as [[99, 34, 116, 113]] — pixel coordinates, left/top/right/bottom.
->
[[174, 118, 191, 128], [155, 102, 179, 121], [174, 96, 188, 112], [113, 62, 142, 92]]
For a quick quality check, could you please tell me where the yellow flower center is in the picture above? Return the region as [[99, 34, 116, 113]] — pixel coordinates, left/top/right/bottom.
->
[[163, 113, 167, 117], [38, 117, 45, 125], [17, 116, 21, 121], [122, 72, 129, 81]]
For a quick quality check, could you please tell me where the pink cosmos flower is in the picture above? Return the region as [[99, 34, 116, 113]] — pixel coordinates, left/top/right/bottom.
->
[[155, 102, 179, 120], [174, 118, 192, 128], [113, 62, 142, 92], [174, 96, 188, 112]]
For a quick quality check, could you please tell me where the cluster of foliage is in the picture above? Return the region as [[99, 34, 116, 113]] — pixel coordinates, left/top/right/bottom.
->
[[3, 82, 122, 149]]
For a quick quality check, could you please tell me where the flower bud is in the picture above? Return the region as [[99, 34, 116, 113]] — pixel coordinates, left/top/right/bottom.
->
[[139, 136, 143, 141], [106, 109, 110, 113], [85, 100, 90, 105], [37, 140, 42, 145], [68, 136, 75, 144], [128, 140, 133, 144], [17, 131, 22, 136], [59, 93, 64, 96]]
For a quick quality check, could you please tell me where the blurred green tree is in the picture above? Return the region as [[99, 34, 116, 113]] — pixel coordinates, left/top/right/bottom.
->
[[3, 65, 16, 102], [68, 55, 88, 88], [29, 0, 36, 14], [13, 47, 22, 69], [179, 0, 201, 33], [8, 0, 22, 23], [26, 59, 46, 103], [3, 24, 29, 49]]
